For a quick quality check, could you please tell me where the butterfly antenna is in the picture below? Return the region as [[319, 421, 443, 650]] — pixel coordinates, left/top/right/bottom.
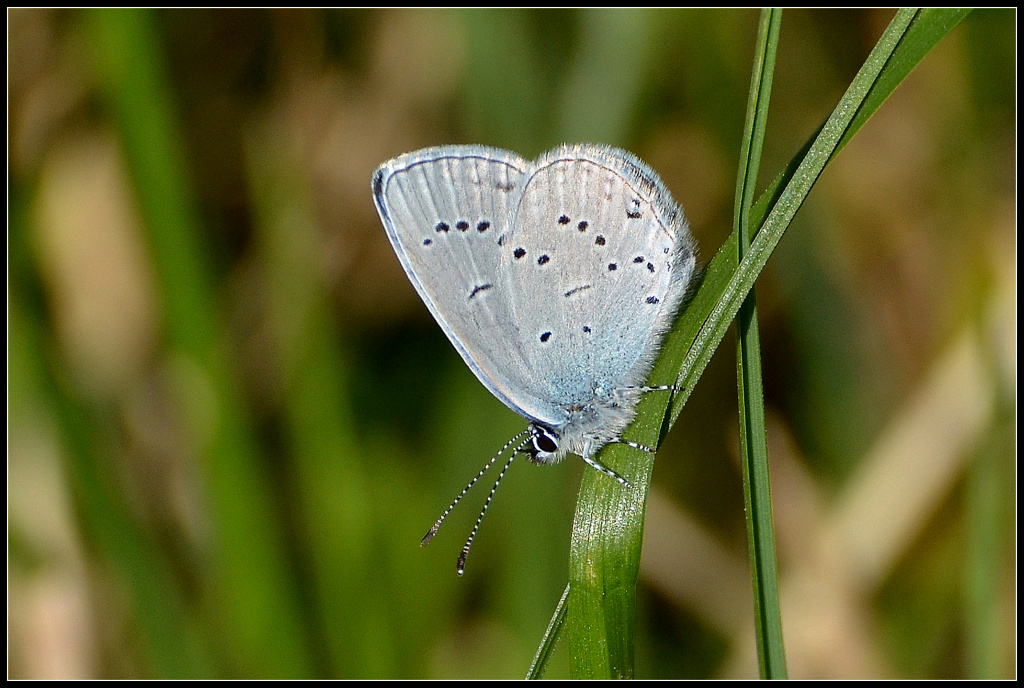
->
[[421, 430, 528, 547], [456, 441, 524, 576]]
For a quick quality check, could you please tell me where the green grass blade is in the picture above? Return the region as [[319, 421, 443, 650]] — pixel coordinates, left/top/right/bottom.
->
[[841, 8, 972, 156], [86, 9, 314, 677], [734, 8, 786, 680], [526, 583, 570, 680]]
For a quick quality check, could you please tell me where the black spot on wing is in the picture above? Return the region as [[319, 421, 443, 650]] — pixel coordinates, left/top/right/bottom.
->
[[563, 285, 591, 298], [469, 284, 493, 299]]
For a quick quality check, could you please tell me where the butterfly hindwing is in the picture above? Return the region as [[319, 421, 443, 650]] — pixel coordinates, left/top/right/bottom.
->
[[496, 145, 694, 412]]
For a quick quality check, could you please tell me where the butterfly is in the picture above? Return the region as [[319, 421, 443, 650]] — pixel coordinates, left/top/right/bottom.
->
[[373, 143, 696, 573]]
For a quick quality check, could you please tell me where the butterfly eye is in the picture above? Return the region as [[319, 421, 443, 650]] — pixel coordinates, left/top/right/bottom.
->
[[535, 431, 558, 454], [523, 426, 561, 465]]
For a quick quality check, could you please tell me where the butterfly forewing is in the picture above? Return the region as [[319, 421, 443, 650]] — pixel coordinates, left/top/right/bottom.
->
[[374, 146, 562, 425]]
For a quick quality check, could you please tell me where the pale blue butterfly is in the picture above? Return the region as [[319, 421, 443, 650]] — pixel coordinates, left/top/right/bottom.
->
[[372, 144, 697, 574]]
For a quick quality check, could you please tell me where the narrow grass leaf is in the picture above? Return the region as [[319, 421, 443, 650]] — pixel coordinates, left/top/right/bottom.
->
[[734, 8, 786, 680], [526, 583, 570, 679]]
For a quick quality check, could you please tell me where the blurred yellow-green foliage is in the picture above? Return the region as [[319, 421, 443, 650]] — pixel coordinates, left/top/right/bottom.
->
[[8, 8, 1015, 679]]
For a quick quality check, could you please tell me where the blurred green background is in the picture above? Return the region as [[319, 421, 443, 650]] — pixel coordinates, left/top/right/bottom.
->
[[7, 8, 1015, 679]]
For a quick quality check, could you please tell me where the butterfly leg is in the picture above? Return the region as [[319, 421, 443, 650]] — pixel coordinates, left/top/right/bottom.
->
[[580, 453, 633, 489], [581, 432, 667, 487], [579, 438, 634, 489], [614, 437, 657, 454], [603, 382, 680, 460], [628, 383, 683, 394]]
